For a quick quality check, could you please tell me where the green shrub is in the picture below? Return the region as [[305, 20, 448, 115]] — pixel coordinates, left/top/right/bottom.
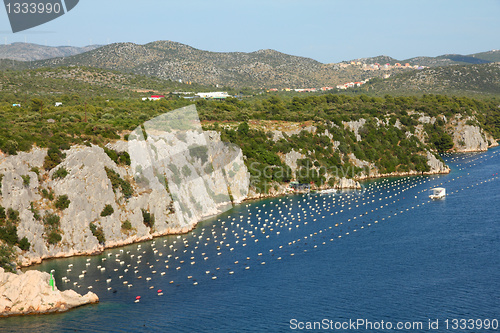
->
[[43, 147, 65, 171], [433, 133, 454, 152], [41, 188, 55, 201], [105, 167, 133, 198], [104, 148, 131, 166], [0, 224, 18, 246], [118, 152, 131, 166], [182, 165, 192, 177], [100, 204, 114, 217], [121, 219, 132, 231], [104, 147, 118, 162], [21, 175, 30, 187], [141, 209, 155, 229], [2, 140, 18, 155], [0, 206, 5, 223], [0, 245, 15, 272], [18, 236, 30, 251], [55, 195, 70, 210], [43, 213, 60, 227], [0, 174, 3, 195], [89, 222, 105, 244], [7, 208, 19, 223], [43, 212, 62, 245], [47, 231, 62, 244], [29, 202, 41, 221], [52, 167, 69, 180]]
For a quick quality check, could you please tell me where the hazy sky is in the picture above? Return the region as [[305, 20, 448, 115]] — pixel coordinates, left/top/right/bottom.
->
[[1, 0, 499, 63]]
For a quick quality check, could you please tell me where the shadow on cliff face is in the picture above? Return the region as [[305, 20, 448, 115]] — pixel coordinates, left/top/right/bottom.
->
[[127, 104, 250, 228]]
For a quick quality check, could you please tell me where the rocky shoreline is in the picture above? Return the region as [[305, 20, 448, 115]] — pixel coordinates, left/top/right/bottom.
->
[[19, 223, 198, 268], [1, 141, 496, 318], [10, 141, 494, 271], [0, 267, 98, 317], [1, 116, 496, 271]]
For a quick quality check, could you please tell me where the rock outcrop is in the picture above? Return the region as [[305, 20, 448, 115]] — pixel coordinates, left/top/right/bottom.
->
[[426, 151, 450, 174], [335, 177, 361, 189], [1, 128, 250, 266], [3, 145, 179, 266], [127, 106, 249, 227], [0, 267, 98, 317], [343, 119, 366, 141], [448, 117, 498, 152], [284, 149, 305, 177]]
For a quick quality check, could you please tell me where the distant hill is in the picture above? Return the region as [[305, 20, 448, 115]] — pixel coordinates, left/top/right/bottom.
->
[[0, 66, 208, 98], [348, 55, 399, 65], [0, 58, 29, 71], [28, 41, 378, 88], [1, 41, 499, 92], [354, 50, 500, 67], [403, 54, 492, 67], [0, 43, 102, 61], [364, 63, 500, 96], [468, 49, 500, 62]]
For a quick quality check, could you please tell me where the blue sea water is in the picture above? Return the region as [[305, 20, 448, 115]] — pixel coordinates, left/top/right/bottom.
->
[[1, 147, 499, 332]]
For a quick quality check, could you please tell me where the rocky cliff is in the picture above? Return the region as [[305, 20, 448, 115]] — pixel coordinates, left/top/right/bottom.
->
[[0, 110, 497, 268], [408, 112, 498, 152], [0, 267, 98, 317], [0, 132, 249, 267], [0, 145, 178, 266], [449, 116, 498, 152]]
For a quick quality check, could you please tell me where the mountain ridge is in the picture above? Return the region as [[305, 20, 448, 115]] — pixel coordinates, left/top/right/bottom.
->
[[0, 43, 102, 62], [364, 62, 500, 96], [1, 41, 499, 91], [354, 51, 500, 67], [29, 40, 354, 88]]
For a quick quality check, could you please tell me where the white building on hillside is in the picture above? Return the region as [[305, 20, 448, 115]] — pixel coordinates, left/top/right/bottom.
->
[[196, 92, 230, 99]]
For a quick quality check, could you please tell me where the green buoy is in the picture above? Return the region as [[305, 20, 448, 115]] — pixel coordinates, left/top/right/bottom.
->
[[49, 272, 55, 291]]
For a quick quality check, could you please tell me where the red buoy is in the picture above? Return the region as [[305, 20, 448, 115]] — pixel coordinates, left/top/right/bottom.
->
[[136, 296, 141, 300], [157, 290, 162, 293]]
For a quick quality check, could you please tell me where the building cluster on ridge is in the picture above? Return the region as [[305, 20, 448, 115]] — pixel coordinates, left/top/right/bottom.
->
[[340, 61, 427, 71], [265, 61, 429, 92], [140, 60, 432, 97]]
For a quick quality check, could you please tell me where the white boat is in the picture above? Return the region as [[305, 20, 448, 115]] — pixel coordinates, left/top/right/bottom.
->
[[429, 187, 446, 200]]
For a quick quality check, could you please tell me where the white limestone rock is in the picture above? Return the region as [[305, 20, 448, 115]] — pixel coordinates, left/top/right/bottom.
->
[[426, 152, 450, 174], [343, 119, 366, 141], [284, 149, 305, 177], [335, 177, 361, 189], [348, 153, 376, 177], [0, 267, 98, 317], [271, 130, 285, 142], [451, 120, 490, 152]]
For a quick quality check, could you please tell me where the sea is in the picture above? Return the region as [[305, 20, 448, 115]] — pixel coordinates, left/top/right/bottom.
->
[[1, 147, 499, 332]]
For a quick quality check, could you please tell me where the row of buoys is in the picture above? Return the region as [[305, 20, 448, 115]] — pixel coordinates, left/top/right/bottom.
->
[[130, 174, 431, 289]]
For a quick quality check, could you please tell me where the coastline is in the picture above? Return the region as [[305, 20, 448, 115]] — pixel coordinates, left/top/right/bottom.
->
[[19, 161, 453, 269], [9, 145, 496, 319], [10, 128, 497, 270], [19, 224, 199, 268], [18, 142, 500, 269]]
